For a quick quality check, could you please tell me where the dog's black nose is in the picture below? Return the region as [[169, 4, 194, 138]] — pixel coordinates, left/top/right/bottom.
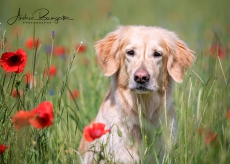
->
[[134, 70, 150, 84]]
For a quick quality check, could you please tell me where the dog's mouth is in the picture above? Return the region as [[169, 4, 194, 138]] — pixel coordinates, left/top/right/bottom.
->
[[130, 86, 153, 94]]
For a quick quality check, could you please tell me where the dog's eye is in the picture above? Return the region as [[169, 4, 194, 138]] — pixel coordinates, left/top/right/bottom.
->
[[126, 50, 135, 56], [153, 51, 162, 57]]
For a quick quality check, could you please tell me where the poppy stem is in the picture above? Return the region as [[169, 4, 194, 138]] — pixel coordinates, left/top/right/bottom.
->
[[16, 87, 26, 110], [32, 38, 39, 81], [1, 73, 6, 87], [45, 31, 54, 88], [66, 85, 80, 111], [66, 85, 80, 134], [49, 32, 54, 67], [9, 73, 16, 96], [31, 24, 36, 103], [5, 73, 13, 89], [1, 74, 6, 96], [217, 56, 230, 98], [32, 27, 42, 103]]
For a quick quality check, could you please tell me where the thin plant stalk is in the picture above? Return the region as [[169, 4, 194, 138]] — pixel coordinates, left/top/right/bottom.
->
[[57, 42, 83, 110]]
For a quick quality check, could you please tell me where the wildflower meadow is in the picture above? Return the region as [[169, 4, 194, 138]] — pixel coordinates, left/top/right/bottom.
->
[[0, 0, 230, 163]]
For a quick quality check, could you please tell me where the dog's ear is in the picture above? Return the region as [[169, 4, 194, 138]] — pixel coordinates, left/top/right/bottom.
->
[[166, 37, 195, 83], [95, 29, 121, 76]]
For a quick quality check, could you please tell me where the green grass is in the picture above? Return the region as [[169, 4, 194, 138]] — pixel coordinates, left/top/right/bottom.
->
[[0, 0, 230, 163]]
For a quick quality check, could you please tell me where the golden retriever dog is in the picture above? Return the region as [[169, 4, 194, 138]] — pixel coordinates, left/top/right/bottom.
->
[[79, 26, 194, 163]]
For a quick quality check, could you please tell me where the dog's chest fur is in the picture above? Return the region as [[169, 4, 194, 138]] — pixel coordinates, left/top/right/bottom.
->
[[94, 83, 173, 163]]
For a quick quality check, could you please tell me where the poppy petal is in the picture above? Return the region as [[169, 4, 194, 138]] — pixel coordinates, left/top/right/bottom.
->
[[0, 145, 8, 154], [12, 110, 34, 130], [0, 49, 27, 73], [29, 101, 54, 129], [83, 122, 110, 142]]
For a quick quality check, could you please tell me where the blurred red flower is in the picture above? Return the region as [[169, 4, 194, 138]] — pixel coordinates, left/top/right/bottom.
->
[[0, 49, 27, 73], [25, 38, 40, 49], [30, 101, 54, 129], [69, 90, 80, 100], [83, 123, 110, 142], [45, 65, 57, 78], [227, 25, 230, 35], [198, 128, 218, 144], [226, 109, 230, 120], [12, 101, 54, 129], [198, 128, 205, 136], [76, 43, 87, 53], [209, 44, 226, 58], [53, 46, 65, 56], [204, 131, 217, 144], [0, 144, 8, 154], [82, 57, 90, 67], [12, 89, 23, 98], [12, 111, 32, 130], [24, 72, 34, 84], [12, 25, 22, 36]]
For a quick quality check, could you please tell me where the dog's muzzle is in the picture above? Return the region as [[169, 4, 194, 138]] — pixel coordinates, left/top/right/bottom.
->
[[131, 69, 152, 93]]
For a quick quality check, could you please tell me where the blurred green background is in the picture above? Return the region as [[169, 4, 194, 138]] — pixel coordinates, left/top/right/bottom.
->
[[1, 0, 230, 163], [1, 0, 229, 49]]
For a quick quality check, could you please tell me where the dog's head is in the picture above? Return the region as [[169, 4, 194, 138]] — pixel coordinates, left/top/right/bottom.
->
[[95, 26, 195, 94]]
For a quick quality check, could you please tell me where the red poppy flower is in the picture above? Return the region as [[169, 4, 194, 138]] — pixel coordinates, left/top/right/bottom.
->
[[227, 109, 230, 120], [12, 101, 54, 129], [69, 90, 80, 100], [0, 144, 8, 154], [25, 38, 40, 49], [0, 49, 27, 73], [83, 123, 110, 142], [29, 101, 54, 129], [76, 43, 87, 53], [53, 46, 65, 56], [12, 89, 23, 98], [12, 110, 32, 130], [45, 65, 57, 77]]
